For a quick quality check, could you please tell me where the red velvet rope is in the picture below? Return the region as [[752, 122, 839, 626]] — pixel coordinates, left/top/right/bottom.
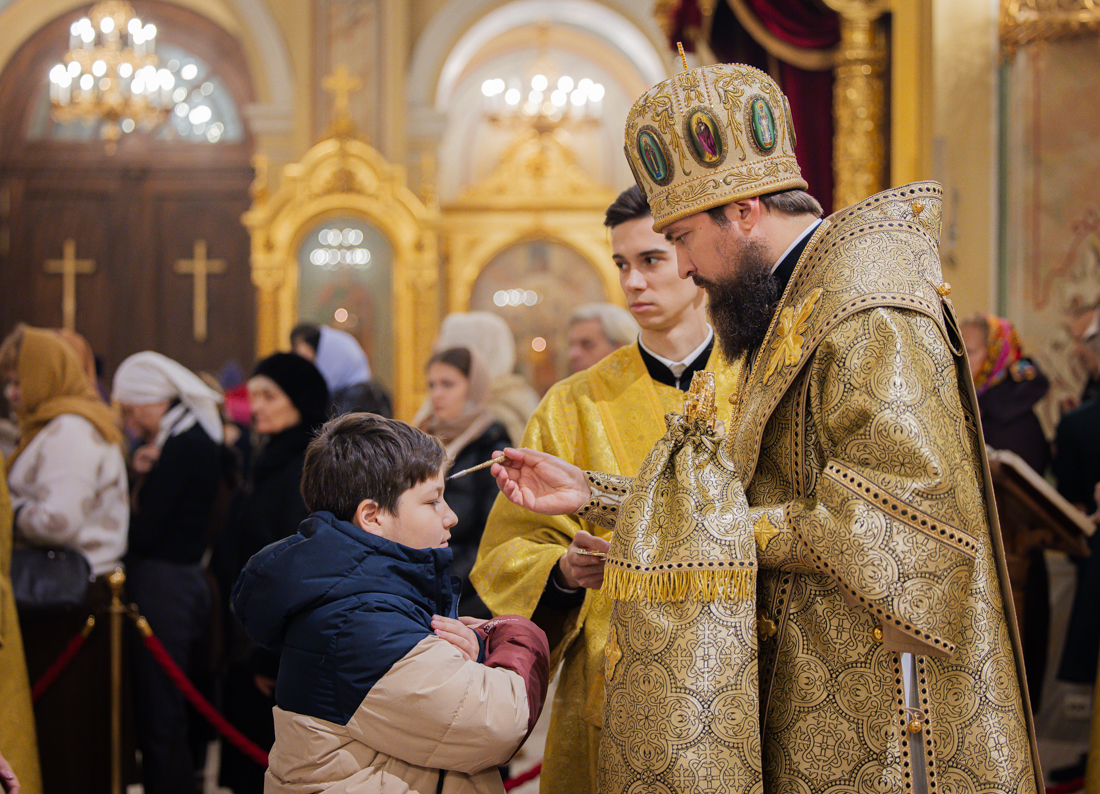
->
[[137, 623, 270, 768], [31, 616, 95, 702], [503, 762, 541, 791]]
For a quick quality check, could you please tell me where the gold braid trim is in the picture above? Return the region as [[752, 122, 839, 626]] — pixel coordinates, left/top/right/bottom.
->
[[603, 559, 756, 603]]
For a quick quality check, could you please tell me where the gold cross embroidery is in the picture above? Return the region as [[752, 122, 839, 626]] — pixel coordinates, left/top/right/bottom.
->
[[764, 287, 823, 384], [175, 240, 226, 343], [44, 239, 95, 331], [754, 513, 782, 552]]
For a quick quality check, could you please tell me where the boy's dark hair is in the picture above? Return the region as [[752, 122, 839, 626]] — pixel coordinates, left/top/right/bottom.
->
[[301, 412, 447, 521], [427, 347, 472, 378], [290, 323, 321, 353], [604, 185, 651, 229]]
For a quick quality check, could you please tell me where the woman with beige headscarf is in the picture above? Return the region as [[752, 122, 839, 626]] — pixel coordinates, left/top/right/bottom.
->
[[1, 324, 128, 794], [418, 347, 511, 618]]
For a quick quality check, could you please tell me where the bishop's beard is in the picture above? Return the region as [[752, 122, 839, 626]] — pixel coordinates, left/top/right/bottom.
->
[[695, 236, 779, 361]]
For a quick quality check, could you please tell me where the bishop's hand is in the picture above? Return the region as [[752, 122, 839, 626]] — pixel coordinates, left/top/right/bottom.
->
[[491, 447, 589, 516]]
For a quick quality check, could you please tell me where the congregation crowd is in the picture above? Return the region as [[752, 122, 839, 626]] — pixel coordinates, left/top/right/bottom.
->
[[1, 61, 1099, 794]]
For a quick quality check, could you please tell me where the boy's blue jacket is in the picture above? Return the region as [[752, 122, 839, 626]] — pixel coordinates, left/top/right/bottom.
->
[[233, 510, 463, 724], [231, 511, 550, 793]]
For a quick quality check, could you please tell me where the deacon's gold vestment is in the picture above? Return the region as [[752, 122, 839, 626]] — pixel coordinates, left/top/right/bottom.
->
[[471, 343, 737, 794], [581, 183, 1043, 794]]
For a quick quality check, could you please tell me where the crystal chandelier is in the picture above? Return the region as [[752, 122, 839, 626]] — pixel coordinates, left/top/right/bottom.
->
[[48, 1, 170, 150]]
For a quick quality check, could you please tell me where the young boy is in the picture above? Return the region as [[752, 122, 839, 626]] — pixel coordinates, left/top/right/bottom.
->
[[232, 413, 549, 793]]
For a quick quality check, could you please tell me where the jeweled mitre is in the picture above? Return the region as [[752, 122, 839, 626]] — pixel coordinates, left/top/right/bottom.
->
[[624, 63, 807, 231]]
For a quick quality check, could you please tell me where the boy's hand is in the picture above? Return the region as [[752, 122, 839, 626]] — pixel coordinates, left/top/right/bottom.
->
[[432, 615, 481, 661]]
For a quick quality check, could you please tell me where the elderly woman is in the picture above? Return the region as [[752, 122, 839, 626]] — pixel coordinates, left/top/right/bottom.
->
[[1, 324, 127, 794], [112, 351, 227, 794], [216, 351, 329, 794], [419, 347, 511, 618]]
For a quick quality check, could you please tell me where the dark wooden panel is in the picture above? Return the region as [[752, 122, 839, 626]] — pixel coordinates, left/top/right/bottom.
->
[[153, 193, 255, 377], [0, 0, 257, 382]]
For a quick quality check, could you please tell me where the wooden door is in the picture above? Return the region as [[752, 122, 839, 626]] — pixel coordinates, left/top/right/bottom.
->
[[0, 1, 256, 382]]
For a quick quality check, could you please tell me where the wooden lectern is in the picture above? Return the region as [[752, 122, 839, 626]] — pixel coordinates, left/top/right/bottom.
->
[[987, 448, 1093, 642]]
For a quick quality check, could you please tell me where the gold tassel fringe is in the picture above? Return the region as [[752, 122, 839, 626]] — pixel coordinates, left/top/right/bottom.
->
[[602, 565, 754, 603]]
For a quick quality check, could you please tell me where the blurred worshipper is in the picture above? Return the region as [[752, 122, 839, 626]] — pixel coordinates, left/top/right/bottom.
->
[[960, 313, 1051, 472], [290, 323, 392, 418], [566, 303, 639, 373], [960, 314, 1053, 708], [472, 184, 726, 793], [420, 312, 539, 443], [0, 390, 17, 460], [53, 328, 108, 403], [1, 324, 128, 794], [1053, 301, 1100, 695], [1063, 303, 1100, 412], [112, 352, 229, 794], [213, 352, 329, 794], [232, 413, 549, 793], [418, 347, 510, 618], [0, 463, 42, 794]]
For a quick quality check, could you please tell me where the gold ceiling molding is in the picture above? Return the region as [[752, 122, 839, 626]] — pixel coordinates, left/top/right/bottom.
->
[[443, 131, 619, 314], [450, 132, 616, 212], [1001, 0, 1100, 53], [242, 135, 440, 420]]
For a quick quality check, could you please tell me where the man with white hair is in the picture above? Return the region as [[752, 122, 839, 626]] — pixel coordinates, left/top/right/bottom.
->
[[565, 303, 638, 374]]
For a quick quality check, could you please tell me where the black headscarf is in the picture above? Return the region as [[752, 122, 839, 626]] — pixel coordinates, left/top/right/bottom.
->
[[251, 352, 329, 429]]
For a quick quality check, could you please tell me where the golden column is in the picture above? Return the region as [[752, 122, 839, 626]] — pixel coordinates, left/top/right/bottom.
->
[[823, 0, 888, 210]]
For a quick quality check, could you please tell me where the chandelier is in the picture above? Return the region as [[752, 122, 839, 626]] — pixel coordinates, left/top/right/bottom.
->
[[48, 1, 170, 150], [481, 28, 605, 137]]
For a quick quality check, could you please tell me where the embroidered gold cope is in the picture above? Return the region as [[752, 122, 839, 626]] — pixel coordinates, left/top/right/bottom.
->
[[577, 183, 1042, 794], [471, 342, 739, 794]]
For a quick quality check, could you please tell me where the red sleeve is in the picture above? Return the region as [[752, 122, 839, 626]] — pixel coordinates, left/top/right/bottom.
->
[[475, 615, 550, 734]]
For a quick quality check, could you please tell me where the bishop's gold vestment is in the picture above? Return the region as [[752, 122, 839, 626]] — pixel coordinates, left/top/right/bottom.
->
[[471, 343, 738, 794], [580, 183, 1043, 794]]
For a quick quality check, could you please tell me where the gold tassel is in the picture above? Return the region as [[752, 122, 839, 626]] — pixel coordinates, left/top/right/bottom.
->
[[603, 565, 753, 603]]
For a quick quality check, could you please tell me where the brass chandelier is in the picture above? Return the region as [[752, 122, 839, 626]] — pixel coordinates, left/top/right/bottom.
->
[[48, 1, 169, 150]]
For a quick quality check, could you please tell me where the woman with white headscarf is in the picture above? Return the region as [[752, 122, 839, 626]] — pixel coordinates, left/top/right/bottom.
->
[[290, 323, 392, 417], [112, 351, 229, 794]]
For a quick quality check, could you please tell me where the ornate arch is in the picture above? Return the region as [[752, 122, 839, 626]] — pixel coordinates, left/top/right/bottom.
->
[[242, 132, 440, 419], [442, 132, 619, 313]]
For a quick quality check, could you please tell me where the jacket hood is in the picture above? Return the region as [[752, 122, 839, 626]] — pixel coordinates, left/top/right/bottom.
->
[[232, 511, 458, 651]]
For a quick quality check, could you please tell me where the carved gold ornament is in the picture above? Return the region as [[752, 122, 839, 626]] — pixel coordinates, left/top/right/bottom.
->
[[1001, 0, 1100, 53]]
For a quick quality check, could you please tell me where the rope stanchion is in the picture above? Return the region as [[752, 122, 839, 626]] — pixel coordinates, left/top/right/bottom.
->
[[31, 614, 96, 702], [130, 613, 270, 768], [503, 762, 541, 791]]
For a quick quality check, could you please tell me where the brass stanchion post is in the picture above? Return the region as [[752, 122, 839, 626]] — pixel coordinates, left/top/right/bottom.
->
[[107, 568, 126, 794]]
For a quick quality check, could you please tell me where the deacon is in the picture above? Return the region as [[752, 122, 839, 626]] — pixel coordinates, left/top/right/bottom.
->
[[491, 62, 1042, 794], [471, 184, 740, 793]]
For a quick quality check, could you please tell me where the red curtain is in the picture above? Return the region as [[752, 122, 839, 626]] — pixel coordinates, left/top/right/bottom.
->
[[704, 0, 839, 214]]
